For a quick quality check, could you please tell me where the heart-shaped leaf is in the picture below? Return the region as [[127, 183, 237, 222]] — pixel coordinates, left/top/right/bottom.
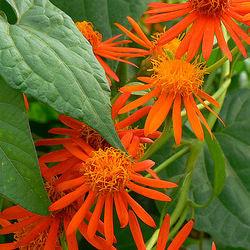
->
[[0, 77, 50, 215], [0, 0, 122, 149]]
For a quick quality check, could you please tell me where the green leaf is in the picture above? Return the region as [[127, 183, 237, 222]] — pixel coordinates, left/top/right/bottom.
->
[[191, 89, 250, 249], [0, 77, 50, 215], [0, 0, 122, 149], [205, 131, 226, 197], [50, 0, 150, 39]]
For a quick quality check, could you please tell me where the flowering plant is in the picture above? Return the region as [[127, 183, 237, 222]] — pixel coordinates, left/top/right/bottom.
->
[[0, 0, 249, 249]]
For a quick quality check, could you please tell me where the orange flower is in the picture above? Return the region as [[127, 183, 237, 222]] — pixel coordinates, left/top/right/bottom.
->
[[48, 147, 177, 249], [118, 56, 221, 144], [0, 180, 78, 250], [156, 214, 194, 250], [115, 16, 181, 58], [145, 1, 250, 61], [0, 177, 112, 250], [36, 114, 160, 161], [76, 21, 147, 82]]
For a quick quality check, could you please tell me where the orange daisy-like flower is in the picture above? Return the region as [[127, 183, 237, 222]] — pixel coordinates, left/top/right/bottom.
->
[[0, 178, 113, 250], [118, 55, 221, 144], [36, 114, 160, 161], [0, 180, 78, 250], [48, 147, 177, 249], [145, 0, 250, 61], [115, 16, 181, 58], [76, 21, 147, 82]]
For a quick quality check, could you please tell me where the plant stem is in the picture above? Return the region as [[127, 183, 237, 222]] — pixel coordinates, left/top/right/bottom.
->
[[145, 146, 190, 178], [206, 46, 238, 73]]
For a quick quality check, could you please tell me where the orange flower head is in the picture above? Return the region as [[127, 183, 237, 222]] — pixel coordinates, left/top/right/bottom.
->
[[145, 0, 250, 61], [82, 148, 133, 194], [190, 0, 230, 16], [151, 56, 205, 96], [119, 56, 222, 144], [76, 21, 102, 47]]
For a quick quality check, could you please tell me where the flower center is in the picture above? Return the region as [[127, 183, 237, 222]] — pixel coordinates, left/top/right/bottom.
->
[[189, 0, 230, 15], [81, 148, 134, 194], [80, 124, 110, 150], [151, 57, 205, 96], [75, 21, 102, 47]]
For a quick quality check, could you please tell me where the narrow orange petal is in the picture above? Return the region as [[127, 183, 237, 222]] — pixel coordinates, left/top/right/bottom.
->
[[120, 131, 133, 149], [87, 195, 105, 239], [128, 136, 140, 158], [131, 174, 177, 189], [112, 93, 131, 119], [212, 242, 217, 250], [156, 214, 170, 250], [64, 217, 79, 250], [59, 115, 83, 129], [1, 206, 33, 220], [44, 218, 60, 250], [183, 96, 204, 141], [127, 181, 172, 202], [128, 210, 146, 250], [119, 87, 160, 114], [172, 94, 182, 145], [202, 18, 215, 60], [145, 92, 174, 135], [114, 192, 129, 228], [127, 16, 152, 48], [0, 216, 41, 235], [120, 83, 153, 93], [197, 89, 220, 108], [63, 143, 89, 161], [122, 191, 156, 228], [49, 185, 88, 211], [116, 106, 151, 130], [168, 220, 194, 250], [214, 18, 232, 61], [56, 176, 85, 192], [134, 160, 155, 172], [104, 193, 114, 245], [66, 192, 95, 236]]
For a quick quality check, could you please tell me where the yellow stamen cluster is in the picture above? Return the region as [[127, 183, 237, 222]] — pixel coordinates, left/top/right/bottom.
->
[[80, 124, 110, 150], [190, 0, 230, 15], [151, 56, 206, 96], [82, 148, 134, 194], [76, 21, 102, 47]]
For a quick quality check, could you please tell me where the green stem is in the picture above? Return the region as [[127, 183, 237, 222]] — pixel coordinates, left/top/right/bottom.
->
[[170, 142, 202, 227], [168, 206, 189, 239], [146, 143, 202, 250], [206, 46, 238, 73], [144, 146, 189, 178]]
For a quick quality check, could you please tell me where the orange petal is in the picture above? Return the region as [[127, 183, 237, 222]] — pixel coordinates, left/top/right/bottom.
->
[[168, 220, 194, 250], [87, 195, 105, 239], [44, 218, 60, 250], [66, 192, 95, 236], [49, 185, 89, 211], [56, 176, 85, 192], [172, 94, 182, 145], [122, 191, 156, 228], [119, 87, 160, 114], [114, 192, 129, 228], [131, 174, 177, 189], [134, 160, 155, 172], [127, 181, 172, 202], [112, 93, 131, 119], [104, 193, 114, 245], [128, 210, 146, 250], [183, 96, 204, 141], [156, 214, 170, 250]]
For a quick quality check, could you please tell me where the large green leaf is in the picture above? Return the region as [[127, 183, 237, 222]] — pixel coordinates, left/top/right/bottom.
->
[[0, 0, 122, 149], [50, 0, 150, 39], [0, 77, 50, 215], [191, 89, 250, 248]]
